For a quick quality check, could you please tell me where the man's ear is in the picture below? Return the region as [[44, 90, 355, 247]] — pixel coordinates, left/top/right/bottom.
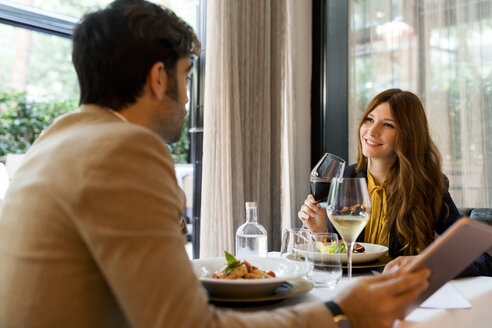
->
[[148, 62, 167, 100]]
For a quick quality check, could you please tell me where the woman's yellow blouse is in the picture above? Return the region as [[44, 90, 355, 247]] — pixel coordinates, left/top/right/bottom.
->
[[364, 170, 389, 246]]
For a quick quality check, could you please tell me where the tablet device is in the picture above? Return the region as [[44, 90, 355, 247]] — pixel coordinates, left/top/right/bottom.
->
[[404, 217, 492, 312]]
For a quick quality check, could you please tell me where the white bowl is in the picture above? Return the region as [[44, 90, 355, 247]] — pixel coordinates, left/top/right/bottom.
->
[[191, 256, 312, 298]]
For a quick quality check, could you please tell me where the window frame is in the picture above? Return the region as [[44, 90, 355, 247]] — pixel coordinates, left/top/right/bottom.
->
[[0, 0, 76, 38], [311, 0, 349, 167]]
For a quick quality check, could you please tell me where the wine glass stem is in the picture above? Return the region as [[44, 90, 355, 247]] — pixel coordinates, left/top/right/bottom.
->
[[346, 241, 355, 280]]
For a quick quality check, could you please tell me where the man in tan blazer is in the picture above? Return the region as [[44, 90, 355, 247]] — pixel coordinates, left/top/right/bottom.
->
[[0, 1, 430, 327]]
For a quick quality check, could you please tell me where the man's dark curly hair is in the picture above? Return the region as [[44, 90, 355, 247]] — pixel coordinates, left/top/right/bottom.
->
[[72, 0, 200, 110]]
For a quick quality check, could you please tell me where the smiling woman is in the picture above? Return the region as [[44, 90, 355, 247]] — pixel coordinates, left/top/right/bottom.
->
[[354, 89, 445, 256], [359, 102, 397, 170], [299, 88, 492, 276], [348, 0, 492, 209]]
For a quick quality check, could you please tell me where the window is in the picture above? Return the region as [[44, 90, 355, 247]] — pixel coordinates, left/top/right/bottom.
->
[[0, 0, 199, 162], [0, 23, 78, 101], [349, 0, 492, 207], [5, 0, 198, 30], [0, 5, 79, 156]]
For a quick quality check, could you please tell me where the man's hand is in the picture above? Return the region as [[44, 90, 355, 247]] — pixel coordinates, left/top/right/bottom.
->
[[334, 268, 430, 328], [297, 194, 329, 233], [383, 255, 420, 274]]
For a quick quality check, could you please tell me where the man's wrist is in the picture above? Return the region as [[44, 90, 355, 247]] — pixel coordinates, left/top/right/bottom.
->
[[324, 301, 352, 328]]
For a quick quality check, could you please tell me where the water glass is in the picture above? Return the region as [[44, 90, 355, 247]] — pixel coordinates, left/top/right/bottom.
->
[[280, 228, 311, 262], [306, 232, 342, 288]]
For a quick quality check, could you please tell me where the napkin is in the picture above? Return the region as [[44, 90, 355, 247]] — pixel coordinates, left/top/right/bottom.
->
[[419, 283, 471, 309]]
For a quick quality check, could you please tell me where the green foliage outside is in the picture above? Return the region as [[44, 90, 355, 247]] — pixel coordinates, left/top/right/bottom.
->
[[167, 114, 190, 164], [0, 91, 190, 163], [0, 91, 77, 158]]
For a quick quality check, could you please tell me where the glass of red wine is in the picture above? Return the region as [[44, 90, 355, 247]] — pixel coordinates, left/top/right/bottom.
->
[[310, 153, 345, 203]]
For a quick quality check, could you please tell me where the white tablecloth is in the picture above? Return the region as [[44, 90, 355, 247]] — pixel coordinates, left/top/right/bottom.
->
[[228, 275, 492, 328], [398, 276, 492, 327]]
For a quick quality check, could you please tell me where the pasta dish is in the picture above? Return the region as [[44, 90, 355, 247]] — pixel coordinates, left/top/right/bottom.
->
[[212, 252, 276, 280]]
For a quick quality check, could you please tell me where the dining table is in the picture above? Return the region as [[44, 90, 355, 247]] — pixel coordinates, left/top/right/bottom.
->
[[210, 253, 492, 328]]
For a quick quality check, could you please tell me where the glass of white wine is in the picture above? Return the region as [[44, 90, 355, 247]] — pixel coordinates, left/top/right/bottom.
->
[[326, 178, 371, 279]]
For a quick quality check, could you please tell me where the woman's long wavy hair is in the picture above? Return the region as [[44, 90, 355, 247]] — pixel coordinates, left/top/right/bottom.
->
[[355, 89, 444, 255]]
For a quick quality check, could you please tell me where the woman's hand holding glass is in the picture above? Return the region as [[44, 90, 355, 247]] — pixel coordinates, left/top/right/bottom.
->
[[297, 194, 328, 233]]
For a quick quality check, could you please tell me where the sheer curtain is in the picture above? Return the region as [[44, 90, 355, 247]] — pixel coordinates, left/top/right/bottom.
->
[[349, 0, 492, 207], [200, 0, 312, 257]]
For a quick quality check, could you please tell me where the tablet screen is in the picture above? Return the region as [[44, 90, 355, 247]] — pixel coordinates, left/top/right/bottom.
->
[[404, 218, 492, 312]]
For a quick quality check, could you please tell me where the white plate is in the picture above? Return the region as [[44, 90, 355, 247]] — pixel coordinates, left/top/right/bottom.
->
[[295, 242, 388, 264], [191, 256, 312, 298], [209, 279, 313, 304]]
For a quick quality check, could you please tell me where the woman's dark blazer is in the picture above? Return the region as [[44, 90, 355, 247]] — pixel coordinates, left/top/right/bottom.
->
[[325, 164, 492, 277]]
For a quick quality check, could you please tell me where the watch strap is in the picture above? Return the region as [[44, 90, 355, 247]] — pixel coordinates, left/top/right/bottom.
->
[[325, 301, 352, 328], [325, 300, 344, 316]]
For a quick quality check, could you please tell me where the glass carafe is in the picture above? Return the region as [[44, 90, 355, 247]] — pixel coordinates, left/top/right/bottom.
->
[[235, 202, 268, 257]]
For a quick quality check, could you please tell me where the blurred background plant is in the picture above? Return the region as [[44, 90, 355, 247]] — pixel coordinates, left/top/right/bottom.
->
[[0, 91, 76, 158], [167, 114, 190, 163], [0, 90, 190, 163]]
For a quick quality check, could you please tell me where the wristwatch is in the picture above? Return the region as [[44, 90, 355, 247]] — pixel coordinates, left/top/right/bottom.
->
[[325, 301, 352, 328]]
